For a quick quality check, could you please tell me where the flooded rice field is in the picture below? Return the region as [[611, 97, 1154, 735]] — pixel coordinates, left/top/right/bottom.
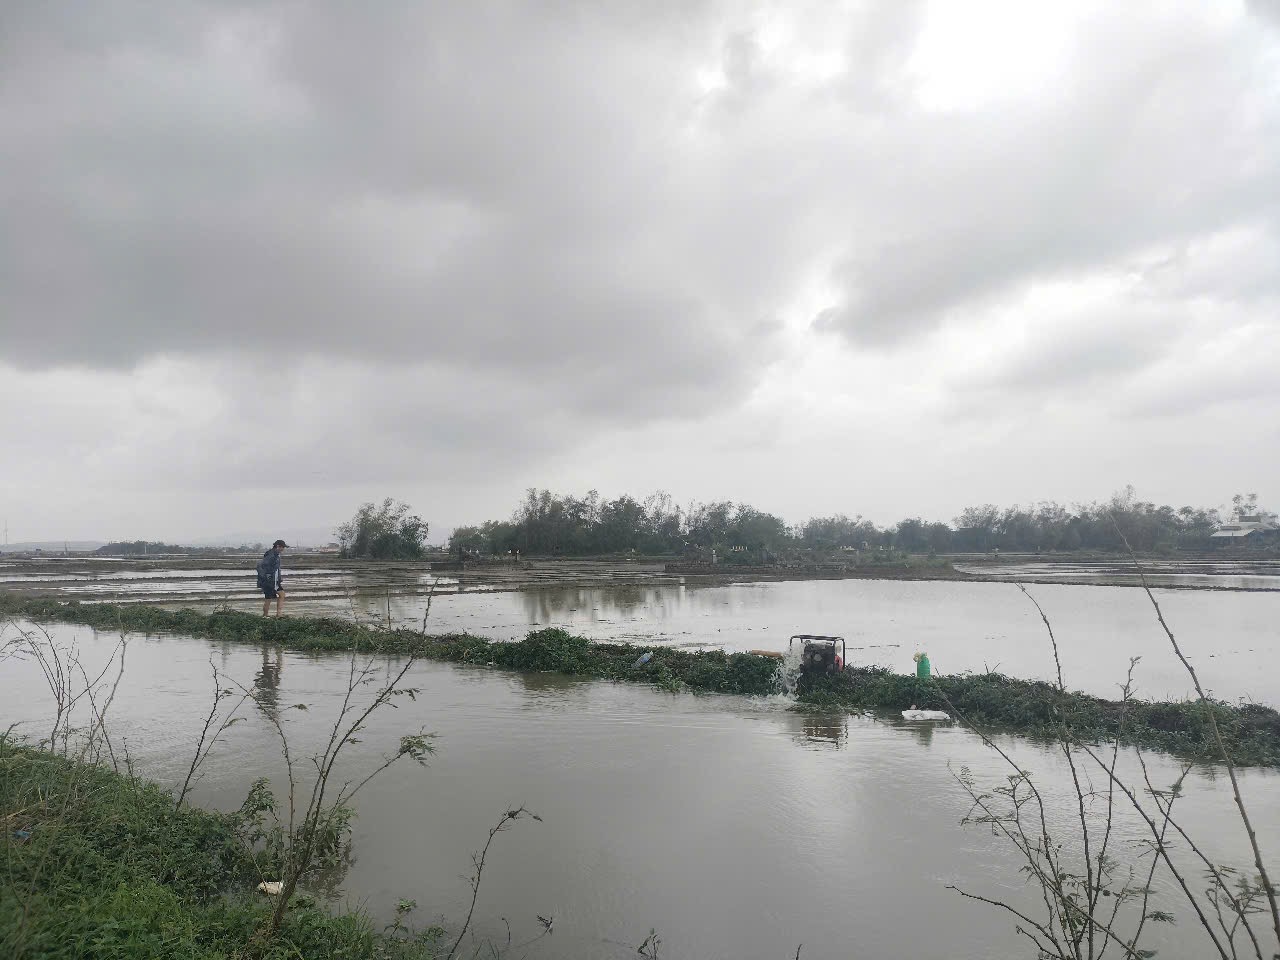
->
[[300, 578, 1280, 705], [0, 556, 657, 602], [3, 556, 1278, 703], [2, 620, 1277, 960], [954, 556, 1280, 591]]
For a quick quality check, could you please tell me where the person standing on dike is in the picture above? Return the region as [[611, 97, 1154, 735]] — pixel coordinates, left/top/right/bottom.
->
[[258, 539, 288, 616]]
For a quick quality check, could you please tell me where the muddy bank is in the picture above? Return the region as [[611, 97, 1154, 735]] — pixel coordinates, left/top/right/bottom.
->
[[4, 554, 1277, 605], [663, 560, 973, 582]]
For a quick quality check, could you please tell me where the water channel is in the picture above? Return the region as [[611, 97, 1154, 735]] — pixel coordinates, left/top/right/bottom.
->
[[3, 617, 1278, 960], [283, 578, 1279, 705], [5, 560, 1278, 703]]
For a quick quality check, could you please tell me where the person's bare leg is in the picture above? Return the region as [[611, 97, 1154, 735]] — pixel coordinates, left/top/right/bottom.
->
[[275, 590, 285, 617], [262, 596, 270, 616]]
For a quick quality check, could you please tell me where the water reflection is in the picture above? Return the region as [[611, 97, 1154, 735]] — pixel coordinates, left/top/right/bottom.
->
[[898, 719, 936, 748], [510, 669, 588, 694], [792, 711, 848, 748], [518, 585, 679, 625], [253, 644, 284, 719]]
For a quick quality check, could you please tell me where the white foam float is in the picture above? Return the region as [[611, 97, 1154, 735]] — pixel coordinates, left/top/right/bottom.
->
[[901, 709, 951, 722]]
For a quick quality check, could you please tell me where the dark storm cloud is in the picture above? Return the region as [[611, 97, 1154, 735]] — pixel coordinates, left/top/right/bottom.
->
[[6, 1, 1275, 375], [0, 0, 776, 413], [3, 0, 1280, 541]]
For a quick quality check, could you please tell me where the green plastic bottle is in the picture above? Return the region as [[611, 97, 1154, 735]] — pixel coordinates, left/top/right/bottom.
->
[[916, 653, 931, 679]]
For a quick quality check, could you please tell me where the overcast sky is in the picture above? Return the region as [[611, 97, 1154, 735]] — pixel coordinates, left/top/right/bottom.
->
[[3, 0, 1278, 544]]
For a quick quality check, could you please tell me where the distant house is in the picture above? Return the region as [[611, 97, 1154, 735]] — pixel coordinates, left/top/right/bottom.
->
[[1210, 515, 1279, 545]]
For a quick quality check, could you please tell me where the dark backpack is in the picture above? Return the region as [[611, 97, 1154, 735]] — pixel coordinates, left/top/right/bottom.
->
[[255, 553, 274, 588]]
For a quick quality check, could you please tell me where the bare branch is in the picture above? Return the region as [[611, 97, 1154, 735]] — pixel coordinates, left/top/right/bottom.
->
[[175, 657, 249, 809], [1112, 522, 1280, 948], [445, 807, 541, 960]]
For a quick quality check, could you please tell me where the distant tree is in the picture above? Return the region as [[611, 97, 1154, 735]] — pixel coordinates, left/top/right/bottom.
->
[[641, 491, 683, 552], [1231, 492, 1277, 523], [998, 506, 1037, 550], [954, 504, 1000, 551], [95, 540, 181, 555], [1032, 501, 1073, 550], [1058, 523, 1082, 551], [893, 517, 929, 552], [685, 500, 735, 548], [799, 514, 880, 551], [448, 486, 1254, 559], [728, 505, 790, 551], [924, 522, 954, 554], [596, 495, 647, 552], [335, 498, 428, 560], [1232, 492, 1259, 519], [93, 541, 255, 556], [448, 525, 486, 555], [890, 518, 956, 554], [486, 488, 686, 556], [448, 520, 519, 556]]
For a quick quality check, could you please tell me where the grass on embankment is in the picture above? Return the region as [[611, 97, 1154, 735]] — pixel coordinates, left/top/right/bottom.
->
[[0, 742, 439, 960], [4, 595, 1278, 767]]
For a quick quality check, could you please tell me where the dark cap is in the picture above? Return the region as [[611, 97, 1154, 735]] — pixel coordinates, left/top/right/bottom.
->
[[273, 539, 289, 548]]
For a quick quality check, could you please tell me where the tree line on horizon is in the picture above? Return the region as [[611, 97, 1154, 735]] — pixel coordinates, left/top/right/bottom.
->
[[447, 488, 1274, 558], [91, 540, 259, 556]]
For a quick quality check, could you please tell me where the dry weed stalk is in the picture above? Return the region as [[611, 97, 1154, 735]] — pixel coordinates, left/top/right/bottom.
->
[[231, 639, 433, 942], [175, 657, 250, 810], [943, 551, 1278, 960], [444, 806, 543, 960]]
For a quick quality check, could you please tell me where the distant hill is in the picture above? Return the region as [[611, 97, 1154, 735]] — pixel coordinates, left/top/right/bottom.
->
[[0, 525, 344, 554], [93, 541, 258, 556], [0, 541, 105, 554]]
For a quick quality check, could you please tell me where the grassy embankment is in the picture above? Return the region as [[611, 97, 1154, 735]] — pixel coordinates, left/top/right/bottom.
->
[[0, 741, 440, 959], [4, 595, 1279, 766]]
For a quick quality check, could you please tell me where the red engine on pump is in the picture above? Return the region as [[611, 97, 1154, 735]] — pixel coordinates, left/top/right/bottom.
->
[[790, 635, 846, 676]]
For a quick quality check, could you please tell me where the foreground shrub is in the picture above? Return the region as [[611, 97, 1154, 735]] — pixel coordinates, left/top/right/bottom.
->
[[0, 742, 425, 959]]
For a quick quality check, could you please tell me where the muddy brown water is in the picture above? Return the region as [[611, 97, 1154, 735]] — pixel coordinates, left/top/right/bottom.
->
[[3, 621, 1278, 960]]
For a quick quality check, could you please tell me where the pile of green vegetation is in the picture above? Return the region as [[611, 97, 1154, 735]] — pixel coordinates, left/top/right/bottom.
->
[[800, 669, 1280, 765], [4, 596, 1278, 766], [0, 742, 440, 959]]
